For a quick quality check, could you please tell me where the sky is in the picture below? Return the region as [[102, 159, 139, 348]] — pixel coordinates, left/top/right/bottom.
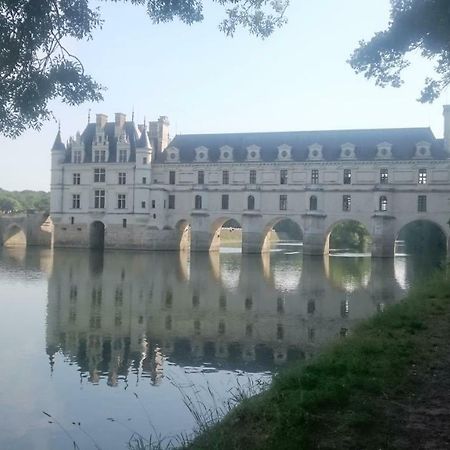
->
[[1, 0, 448, 191]]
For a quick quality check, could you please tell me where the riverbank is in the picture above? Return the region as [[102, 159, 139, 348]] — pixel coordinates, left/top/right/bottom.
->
[[189, 273, 450, 449]]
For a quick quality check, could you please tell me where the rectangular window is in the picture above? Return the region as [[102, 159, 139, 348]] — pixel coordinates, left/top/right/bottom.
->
[[279, 194, 287, 211], [94, 168, 105, 183], [418, 168, 427, 184], [143, 157, 147, 165], [118, 172, 126, 185], [380, 168, 388, 184], [164, 200, 167, 208], [94, 190, 105, 209], [151, 200, 156, 208], [343, 169, 352, 184], [72, 194, 80, 209], [249, 169, 257, 184], [198, 170, 205, 185], [94, 150, 106, 163], [343, 195, 351, 211], [221, 194, 229, 210], [141, 201, 146, 208], [418, 195, 427, 212], [73, 150, 82, 163], [118, 149, 127, 163], [222, 170, 229, 185], [311, 169, 319, 184], [117, 194, 126, 209], [168, 195, 175, 209], [169, 171, 176, 185], [73, 173, 80, 185], [142, 177, 147, 184], [122, 219, 127, 228], [70, 217, 75, 225], [280, 169, 288, 185]]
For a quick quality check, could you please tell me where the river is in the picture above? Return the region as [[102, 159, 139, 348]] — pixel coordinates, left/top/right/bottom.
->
[[0, 244, 442, 449]]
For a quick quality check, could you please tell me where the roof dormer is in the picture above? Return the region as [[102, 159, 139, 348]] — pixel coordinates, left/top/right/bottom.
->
[[414, 141, 432, 159], [277, 144, 292, 161], [307, 143, 323, 161], [166, 146, 180, 163], [340, 143, 356, 160], [376, 142, 393, 159], [219, 145, 233, 162], [246, 144, 261, 161], [194, 146, 209, 162]]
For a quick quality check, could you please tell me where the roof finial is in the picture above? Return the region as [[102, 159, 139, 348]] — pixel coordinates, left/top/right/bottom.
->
[[87, 108, 91, 124], [58, 120, 61, 133], [132, 106, 135, 122], [143, 116, 146, 129]]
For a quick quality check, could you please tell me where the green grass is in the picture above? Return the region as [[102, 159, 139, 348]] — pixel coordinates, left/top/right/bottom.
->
[[189, 272, 450, 449]]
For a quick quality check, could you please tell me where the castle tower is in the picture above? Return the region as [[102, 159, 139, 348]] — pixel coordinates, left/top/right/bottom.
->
[[50, 128, 66, 215]]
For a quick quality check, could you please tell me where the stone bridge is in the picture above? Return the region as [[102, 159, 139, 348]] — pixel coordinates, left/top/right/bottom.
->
[[0, 211, 52, 248]]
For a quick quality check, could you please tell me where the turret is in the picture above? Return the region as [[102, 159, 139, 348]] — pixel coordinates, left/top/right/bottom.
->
[[443, 105, 450, 154], [50, 128, 66, 215]]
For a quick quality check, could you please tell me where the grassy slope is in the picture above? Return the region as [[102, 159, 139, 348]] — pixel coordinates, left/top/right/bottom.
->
[[190, 273, 450, 449]]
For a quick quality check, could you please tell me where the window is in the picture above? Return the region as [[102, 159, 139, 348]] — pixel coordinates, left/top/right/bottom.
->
[[418, 195, 427, 212], [194, 195, 202, 210], [118, 172, 126, 185], [151, 200, 156, 209], [122, 219, 127, 228], [311, 169, 319, 184], [343, 195, 351, 211], [168, 195, 175, 209], [93, 150, 106, 163], [118, 149, 127, 163], [70, 216, 75, 225], [94, 168, 105, 182], [142, 177, 147, 184], [247, 195, 255, 210], [309, 195, 317, 211], [221, 194, 229, 210], [418, 168, 427, 184], [73, 150, 82, 163], [222, 170, 229, 185], [198, 170, 205, 185], [143, 157, 147, 164], [141, 201, 146, 208], [163, 200, 166, 208], [73, 173, 80, 185], [343, 169, 352, 184], [280, 169, 288, 185], [117, 194, 126, 209], [279, 194, 287, 211], [380, 168, 388, 184], [94, 190, 105, 209], [72, 194, 80, 209], [249, 169, 256, 184], [169, 171, 176, 185], [379, 196, 388, 211]]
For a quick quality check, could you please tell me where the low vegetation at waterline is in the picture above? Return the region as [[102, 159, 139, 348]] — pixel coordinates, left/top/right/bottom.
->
[[189, 273, 450, 449]]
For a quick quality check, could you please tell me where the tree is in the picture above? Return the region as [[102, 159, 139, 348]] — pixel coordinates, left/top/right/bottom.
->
[[349, 0, 450, 103], [0, 0, 288, 138]]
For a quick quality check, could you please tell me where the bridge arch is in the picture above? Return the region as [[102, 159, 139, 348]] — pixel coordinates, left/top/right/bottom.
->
[[261, 217, 303, 253], [3, 224, 27, 247], [325, 219, 372, 254], [89, 221, 105, 249], [210, 217, 242, 252], [175, 219, 191, 252]]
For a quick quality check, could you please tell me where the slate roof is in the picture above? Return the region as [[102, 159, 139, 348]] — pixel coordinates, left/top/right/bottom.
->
[[52, 130, 66, 151], [160, 127, 447, 162]]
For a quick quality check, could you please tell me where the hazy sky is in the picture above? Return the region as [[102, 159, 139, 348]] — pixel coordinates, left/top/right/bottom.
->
[[1, 0, 448, 191]]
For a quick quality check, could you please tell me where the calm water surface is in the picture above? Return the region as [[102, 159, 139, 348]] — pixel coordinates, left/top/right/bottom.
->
[[0, 245, 441, 449]]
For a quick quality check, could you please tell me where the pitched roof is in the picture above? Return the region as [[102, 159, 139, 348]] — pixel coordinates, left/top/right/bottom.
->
[[52, 130, 66, 151], [161, 127, 446, 162]]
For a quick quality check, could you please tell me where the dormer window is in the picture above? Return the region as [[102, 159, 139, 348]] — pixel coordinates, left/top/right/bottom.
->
[[414, 141, 432, 159], [307, 143, 323, 161], [219, 146, 233, 162], [340, 143, 356, 160], [376, 142, 393, 159], [166, 147, 179, 163], [195, 146, 209, 162], [118, 149, 128, 163], [73, 150, 82, 164], [93, 150, 106, 163], [277, 144, 292, 161], [246, 145, 261, 161]]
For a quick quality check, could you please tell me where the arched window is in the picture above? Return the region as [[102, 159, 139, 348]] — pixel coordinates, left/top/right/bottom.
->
[[309, 195, 318, 211], [194, 195, 202, 210], [247, 195, 255, 210], [379, 196, 387, 212]]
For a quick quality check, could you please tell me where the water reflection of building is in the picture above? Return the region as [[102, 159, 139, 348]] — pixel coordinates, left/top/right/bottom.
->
[[46, 249, 405, 386]]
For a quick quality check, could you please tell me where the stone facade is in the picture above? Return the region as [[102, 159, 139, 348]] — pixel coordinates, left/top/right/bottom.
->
[[50, 108, 450, 256]]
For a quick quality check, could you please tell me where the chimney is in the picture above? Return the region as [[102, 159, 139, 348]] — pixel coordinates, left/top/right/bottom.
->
[[96, 113, 108, 130], [157, 116, 170, 153], [444, 105, 450, 153], [115, 113, 126, 137]]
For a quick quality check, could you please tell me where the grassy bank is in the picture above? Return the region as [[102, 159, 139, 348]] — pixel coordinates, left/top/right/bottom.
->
[[189, 273, 450, 449]]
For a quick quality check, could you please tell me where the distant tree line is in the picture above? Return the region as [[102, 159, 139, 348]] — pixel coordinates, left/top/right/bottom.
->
[[0, 189, 49, 214]]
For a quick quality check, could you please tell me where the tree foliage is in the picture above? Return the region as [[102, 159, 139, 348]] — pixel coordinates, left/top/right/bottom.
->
[[329, 221, 372, 252], [0, 0, 288, 138], [0, 189, 49, 213], [349, 0, 450, 103]]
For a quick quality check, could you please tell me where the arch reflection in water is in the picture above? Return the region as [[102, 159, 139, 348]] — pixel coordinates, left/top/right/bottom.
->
[[46, 249, 408, 386]]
